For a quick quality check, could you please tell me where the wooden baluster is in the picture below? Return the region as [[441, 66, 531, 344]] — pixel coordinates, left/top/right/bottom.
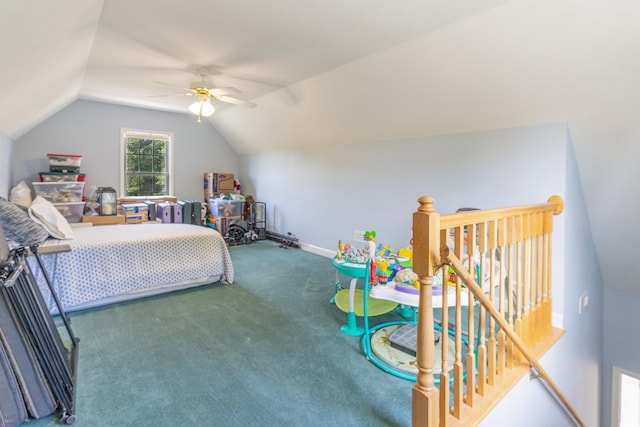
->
[[497, 218, 507, 377], [545, 196, 563, 336], [465, 223, 476, 407], [528, 212, 537, 345], [487, 220, 497, 386], [514, 214, 526, 362], [452, 226, 464, 419], [520, 214, 536, 348], [526, 213, 534, 343], [520, 214, 536, 352], [542, 211, 552, 334], [439, 229, 450, 427], [530, 212, 538, 341], [476, 222, 487, 396], [412, 196, 439, 427], [506, 216, 517, 367], [536, 213, 547, 341]]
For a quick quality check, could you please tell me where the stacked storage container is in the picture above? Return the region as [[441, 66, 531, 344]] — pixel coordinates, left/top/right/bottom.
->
[[204, 172, 238, 235], [33, 154, 85, 222], [208, 199, 244, 237], [120, 203, 149, 224]]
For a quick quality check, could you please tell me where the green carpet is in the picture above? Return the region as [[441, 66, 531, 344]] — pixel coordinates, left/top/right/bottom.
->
[[27, 240, 412, 427]]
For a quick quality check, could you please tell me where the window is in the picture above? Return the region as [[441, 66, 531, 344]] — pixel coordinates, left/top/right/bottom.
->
[[613, 367, 640, 427], [120, 129, 173, 197]]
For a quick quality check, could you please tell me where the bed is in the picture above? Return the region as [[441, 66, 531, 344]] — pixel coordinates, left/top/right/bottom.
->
[[27, 223, 234, 313]]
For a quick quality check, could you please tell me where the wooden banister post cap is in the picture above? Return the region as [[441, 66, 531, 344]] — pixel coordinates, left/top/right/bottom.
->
[[417, 196, 435, 213], [548, 195, 564, 215]]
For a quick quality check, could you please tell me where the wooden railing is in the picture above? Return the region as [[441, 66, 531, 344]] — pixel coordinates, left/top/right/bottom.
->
[[411, 196, 584, 426]]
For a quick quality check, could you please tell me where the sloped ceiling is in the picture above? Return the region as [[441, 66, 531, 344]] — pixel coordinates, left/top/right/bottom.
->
[[1, 0, 638, 292]]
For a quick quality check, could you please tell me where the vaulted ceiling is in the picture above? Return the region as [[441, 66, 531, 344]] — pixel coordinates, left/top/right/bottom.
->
[[1, 0, 639, 292]]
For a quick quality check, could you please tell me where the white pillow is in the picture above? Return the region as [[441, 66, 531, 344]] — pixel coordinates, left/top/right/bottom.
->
[[28, 196, 74, 240]]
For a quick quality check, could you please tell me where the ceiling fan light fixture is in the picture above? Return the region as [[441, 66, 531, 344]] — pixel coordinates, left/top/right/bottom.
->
[[188, 97, 215, 121]]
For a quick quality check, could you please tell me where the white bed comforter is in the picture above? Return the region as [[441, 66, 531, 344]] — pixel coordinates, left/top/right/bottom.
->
[[28, 223, 234, 312]]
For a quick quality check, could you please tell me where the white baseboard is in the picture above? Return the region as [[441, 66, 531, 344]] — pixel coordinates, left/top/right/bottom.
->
[[552, 312, 563, 329], [298, 242, 335, 259]]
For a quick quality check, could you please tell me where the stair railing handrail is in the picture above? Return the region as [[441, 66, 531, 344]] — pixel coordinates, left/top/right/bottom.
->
[[411, 195, 581, 427], [444, 248, 585, 427]]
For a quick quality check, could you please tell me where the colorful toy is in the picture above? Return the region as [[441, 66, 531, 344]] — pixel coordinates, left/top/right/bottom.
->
[[394, 268, 420, 289], [364, 231, 378, 285], [377, 243, 393, 258], [388, 264, 404, 282], [397, 247, 413, 267], [375, 258, 390, 284]]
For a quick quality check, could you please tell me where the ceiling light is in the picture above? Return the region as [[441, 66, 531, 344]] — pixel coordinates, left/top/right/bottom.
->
[[188, 97, 215, 122]]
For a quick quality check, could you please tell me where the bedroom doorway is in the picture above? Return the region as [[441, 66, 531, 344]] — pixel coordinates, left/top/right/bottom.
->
[[613, 366, 640, 427]]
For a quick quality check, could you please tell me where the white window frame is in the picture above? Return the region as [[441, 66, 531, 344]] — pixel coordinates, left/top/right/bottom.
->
[[612, 366, 640, 427], [120, 128, 174, 197]]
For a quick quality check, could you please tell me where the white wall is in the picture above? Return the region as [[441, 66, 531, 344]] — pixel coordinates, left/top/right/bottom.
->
[[12, 100, 239, 201], [0, 131, 11, 199], [242, 124, 568, 245], [242, 123, 568, 300]]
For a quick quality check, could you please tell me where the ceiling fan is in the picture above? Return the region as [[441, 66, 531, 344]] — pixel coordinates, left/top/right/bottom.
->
[[153, 67, 257, 122]]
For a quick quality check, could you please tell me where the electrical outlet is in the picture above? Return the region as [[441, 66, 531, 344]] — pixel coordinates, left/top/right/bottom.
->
[[354, 230, 365, 242], [578, 291, 589, 314]]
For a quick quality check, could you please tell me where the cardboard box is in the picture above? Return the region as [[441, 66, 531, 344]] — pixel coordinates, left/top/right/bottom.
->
[[121, 203, 148, 213], [215, 173, 235, 192], [124, 212, 145, 224], [82, 215, 125, 226], [215, 216, 241, 237], [204, 172, 235, 195]]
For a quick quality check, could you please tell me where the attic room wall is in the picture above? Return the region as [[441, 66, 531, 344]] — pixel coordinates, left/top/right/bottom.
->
[[0, 132, 11, 199], [242, 123, 569, 311], [241, 123, 568, 300], [240, 122, 599, 426], [602, 288, 640, 425], [11, 100, 239, 201], [483, 128, 602, 426]]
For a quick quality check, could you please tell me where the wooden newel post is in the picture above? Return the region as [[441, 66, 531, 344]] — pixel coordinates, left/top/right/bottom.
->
[[412, 196, 440, 427]]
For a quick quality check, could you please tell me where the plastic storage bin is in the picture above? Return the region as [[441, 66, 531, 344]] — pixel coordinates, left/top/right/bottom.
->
[[39, 172, 79, 182], [49, 165, 80, 174], [208, 199, 244, 217], [47, 154, 82, 168], [32, 182, 84, 203], [53, 202, 84, 223]]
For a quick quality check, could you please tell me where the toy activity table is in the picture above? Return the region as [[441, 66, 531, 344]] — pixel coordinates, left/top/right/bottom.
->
[[331, 257, 398, 336], [332, 256, 471, 381], [364, 281, 470, 381]]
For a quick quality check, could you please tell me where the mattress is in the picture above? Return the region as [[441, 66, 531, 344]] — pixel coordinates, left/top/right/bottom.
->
[[28, 223, 234, 313]]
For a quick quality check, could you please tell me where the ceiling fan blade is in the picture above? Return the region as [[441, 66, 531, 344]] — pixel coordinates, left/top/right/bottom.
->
[[216, 96, 257, 108], [147, 92, 194, 98], [210, 87, 241, 96], [146, 92, 193, 98], [153, 80, 191, 91]]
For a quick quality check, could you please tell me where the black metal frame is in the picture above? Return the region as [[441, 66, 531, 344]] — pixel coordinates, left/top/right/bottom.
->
[[0, 241, 79, 425]]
